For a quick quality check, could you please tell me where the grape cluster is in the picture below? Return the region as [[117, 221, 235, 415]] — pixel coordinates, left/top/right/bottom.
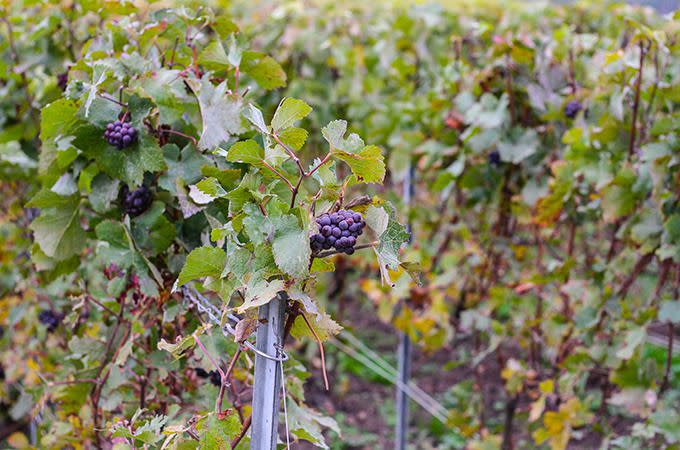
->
[[121, 185, 153, 217], [57, 72, 68, 91], [38, 310, 62, 333], [310, 210, 365, 255], [564, 100, 582, 119], [488, 150, 501, 166], [195, 368, 221, 387], [104, 119, 138, 149]]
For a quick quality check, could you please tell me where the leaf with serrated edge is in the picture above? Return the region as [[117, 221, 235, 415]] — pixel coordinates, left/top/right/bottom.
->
[[175, 246, 226, 288], [272, 98, 312, 132]]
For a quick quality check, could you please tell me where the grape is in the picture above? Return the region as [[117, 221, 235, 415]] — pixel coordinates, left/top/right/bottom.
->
[[120, 185, 153, 217], [309, 209, 365, 256], [488, 150, 501, 166], [564, 100, 582, 119], [195, 368, 210, 378], [104, 118, 138, 149], [209, 370, 221, 387], [38, 309, 62, 333], [57, 72, 68, 91]]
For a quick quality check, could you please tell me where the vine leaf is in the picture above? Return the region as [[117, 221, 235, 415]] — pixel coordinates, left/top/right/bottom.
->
[[271, 215, 311, 279], [242, 103, 268, 134], [157, 324, 210, 360], [322, 120, 385, 184], [236, 279, 285, 313], [241, 52, 287, 90], [271, 98, 312, 133], [365, 204, 410, 287], [186, 76, 245, 150], [196, 412, 242, 448], [226, 139, 264, 165], [175, 246, 227, 289], [26, 191, 85, 261]]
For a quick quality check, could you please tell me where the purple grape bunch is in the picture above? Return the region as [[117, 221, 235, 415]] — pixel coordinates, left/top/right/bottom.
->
[[104, 119, 138, 149], [310, 209, 365, 255], [121, 185, 153, 217], [38, 310, 62, 333], [564, 100, 582, 119], [195, 368, 221, 387]]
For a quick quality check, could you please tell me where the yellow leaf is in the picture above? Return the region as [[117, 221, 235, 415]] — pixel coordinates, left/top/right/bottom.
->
[[539, 379, 554, 394], [7, 432, 29, 449]]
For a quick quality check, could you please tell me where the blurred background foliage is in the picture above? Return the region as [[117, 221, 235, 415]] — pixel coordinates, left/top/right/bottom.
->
[[1, 0, 679, 449]]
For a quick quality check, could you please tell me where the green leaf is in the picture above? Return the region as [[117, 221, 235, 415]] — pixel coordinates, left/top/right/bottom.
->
[[189, 177, 228, 205], [272, 215, 311, 278], [198, 40, 229, 71], [236, 279, 285, 313], [157, 324, 209, 359], [39, 98, 80, 177], [271, 98, 312, 132], [186, 77, 245, 150], [241, 54, 286, 90], [28, 193, 85, 261], [616, 327, 646, 360], [175, 246, 227, 288], [242, 103, 268, 134], [498, 129, 539, 164], [197, 412, 241, 449], [323, 120, 385, 184], [658, 300, 680, 324], [365, 204, 409, 287], [278, 127, 309, 151], [226, 139, 264, 164]]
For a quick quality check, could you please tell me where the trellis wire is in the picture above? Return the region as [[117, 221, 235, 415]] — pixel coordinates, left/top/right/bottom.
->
[[182, 286, 288, 362], [182, 286, 290, 449], [331, 333, 448, 423]]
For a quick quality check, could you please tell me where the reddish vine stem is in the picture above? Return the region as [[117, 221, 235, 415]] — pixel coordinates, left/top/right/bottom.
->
[[97, 92, 128, 108], [231, 415, 251, 449], [659, 322, 674, 395], [193, 335, 231, 413], [628, 40, 648, 159], [314, 241, 377, 259], [299, 312, 330, 391], [261, 160, 295, 191], [617, 251, 654, 300], [162, 128, 198, 146]]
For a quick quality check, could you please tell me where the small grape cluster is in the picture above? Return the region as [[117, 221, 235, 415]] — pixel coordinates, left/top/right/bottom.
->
[[121, 185, 153, 217], [38, 310, 62, 333], [195, 368, 221, 387], [564, 100, 582, 119], [488, 150, 501, 166], [310, 210, 365, 255], [57, 72, 68, 91], [104, 119, 138, 149]]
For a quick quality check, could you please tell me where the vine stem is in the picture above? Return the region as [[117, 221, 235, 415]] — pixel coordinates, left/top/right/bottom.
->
[[299, 312, 330, 391], [97, 92, 128, 108], [231, 415, 251, 449], [193, 335, 229, 413], [261, 160, 295, 191], [628, 40, 648, 159], [161, 128, 198, 146], [659, 322, 674, 395], [314, 241, 378, 259], [271, 132, 333, 208]]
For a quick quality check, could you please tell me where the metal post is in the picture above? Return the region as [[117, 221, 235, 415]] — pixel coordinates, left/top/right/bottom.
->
[[250, 293, 286, 450], [395, 163, 415, 450], [395, 331, 412, 449]]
